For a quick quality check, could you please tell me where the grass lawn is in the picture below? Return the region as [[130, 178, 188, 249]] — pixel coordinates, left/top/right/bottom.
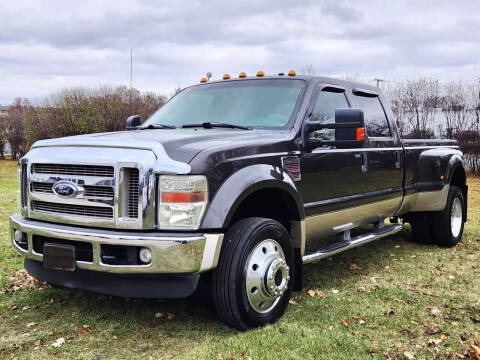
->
[[0, 159, 479, 360]]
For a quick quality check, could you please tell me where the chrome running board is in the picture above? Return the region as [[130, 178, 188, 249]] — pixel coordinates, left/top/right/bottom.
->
[[302, 222, 403, 264]]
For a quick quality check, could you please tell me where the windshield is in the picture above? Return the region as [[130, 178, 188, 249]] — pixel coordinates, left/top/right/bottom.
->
[[143, 79, 306, 129]]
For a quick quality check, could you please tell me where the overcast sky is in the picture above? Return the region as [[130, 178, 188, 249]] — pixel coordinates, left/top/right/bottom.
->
[[1, 0, 479, 104]]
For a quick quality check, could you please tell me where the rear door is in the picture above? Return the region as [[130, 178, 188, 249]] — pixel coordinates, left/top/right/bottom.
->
[[352, 89, 404, 213]]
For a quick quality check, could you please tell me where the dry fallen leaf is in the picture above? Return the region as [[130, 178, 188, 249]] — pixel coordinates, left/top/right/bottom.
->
[[166, 312, 175, 319], [342, 319, 349, 326], [288, 299, 301, 307], [403, 351, 416, 360], [430, 307, 440, 317], [26, 322, 37, 328], [154, 312, 163, 318], [307, 289, 315, 297], [51, 337, 65, 348], [348, 264, 359, 271], [331, 289, 340, 294]]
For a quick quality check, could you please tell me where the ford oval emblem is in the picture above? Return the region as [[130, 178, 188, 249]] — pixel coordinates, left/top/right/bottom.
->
[[52, 181, 78, 199]]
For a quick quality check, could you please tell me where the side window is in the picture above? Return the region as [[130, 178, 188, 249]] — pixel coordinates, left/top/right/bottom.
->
[[310, 90, 349, 140], [354, 95, 391, 137]]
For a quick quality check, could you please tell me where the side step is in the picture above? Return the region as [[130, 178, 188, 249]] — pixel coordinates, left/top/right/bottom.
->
[[302, 222, 403, 264]]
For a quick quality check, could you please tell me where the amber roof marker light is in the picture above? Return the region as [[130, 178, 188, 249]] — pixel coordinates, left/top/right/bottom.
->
[[239, 72, 247, 78], [200, 77, 207, 83], [256, 70, 264, 77], [223, 73, 231, 80], [288, 70, 296, 76]]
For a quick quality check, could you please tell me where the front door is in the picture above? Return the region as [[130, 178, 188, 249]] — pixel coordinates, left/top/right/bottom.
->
[[298, 85, 370, 241]]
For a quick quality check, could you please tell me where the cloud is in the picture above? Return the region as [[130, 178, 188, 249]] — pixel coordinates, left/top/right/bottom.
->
[[0, 0, 479, 104]]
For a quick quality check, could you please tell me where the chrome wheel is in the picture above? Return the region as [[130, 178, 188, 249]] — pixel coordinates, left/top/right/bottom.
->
[[451, 197, 463, 238], [245, 239, 290, 313]]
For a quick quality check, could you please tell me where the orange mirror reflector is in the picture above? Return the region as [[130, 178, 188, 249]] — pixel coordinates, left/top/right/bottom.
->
[[200, 77, 207, 83], [239, 72, 247, 78], [288, 70, 296, 76], [356, 127, 365, 141], [223, 74, 231, 80], [256, 70, 264, 77]]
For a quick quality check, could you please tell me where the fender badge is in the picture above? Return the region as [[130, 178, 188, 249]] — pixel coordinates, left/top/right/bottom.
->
[[281, 156, 301, 181]]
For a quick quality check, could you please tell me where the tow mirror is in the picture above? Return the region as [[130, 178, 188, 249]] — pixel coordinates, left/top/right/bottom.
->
[[302, 108, 365, 150], [126, 115, 141, 130]]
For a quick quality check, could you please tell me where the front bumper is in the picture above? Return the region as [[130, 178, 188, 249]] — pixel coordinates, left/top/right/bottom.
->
[[10, 214, 224, 275]]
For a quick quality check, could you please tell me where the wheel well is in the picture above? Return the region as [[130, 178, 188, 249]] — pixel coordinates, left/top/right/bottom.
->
[[450, 166, 466, 188], [228, 188, 301, 235], [450, 165, 468, 222]]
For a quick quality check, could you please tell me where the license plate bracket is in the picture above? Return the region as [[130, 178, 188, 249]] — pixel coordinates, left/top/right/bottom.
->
[[43, 243, 76, 271]]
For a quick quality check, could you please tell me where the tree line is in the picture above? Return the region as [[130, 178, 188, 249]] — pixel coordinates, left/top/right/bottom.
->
[[0, 86, 167, 160], [0, 79, 479, 173]]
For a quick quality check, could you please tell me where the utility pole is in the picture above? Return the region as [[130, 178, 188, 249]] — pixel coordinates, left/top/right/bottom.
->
[[374, 78, 385, 88], [130, 48, 133, 90], [130, 48, 133, 108]]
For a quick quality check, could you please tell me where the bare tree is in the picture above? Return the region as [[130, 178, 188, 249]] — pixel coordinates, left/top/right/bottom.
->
[[0, 115, 6, 159], [301, 64, 316, 75], [6, 98, 31, 160]]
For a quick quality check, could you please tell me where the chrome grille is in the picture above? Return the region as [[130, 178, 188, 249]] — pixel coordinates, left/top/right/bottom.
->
[[127, 168, 139, 218], [31, 201, 113, 219], [31, 182, 114, 199], [33, 164, 114, 177], [21, 164, 27, 208]]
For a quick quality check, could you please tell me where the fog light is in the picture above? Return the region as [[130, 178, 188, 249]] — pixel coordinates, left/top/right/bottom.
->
[[139, 247, 152, 264], [14, 230, 23, 243]]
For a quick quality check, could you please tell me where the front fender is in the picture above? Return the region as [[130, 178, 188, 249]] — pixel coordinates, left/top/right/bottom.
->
[[201, 164, 304, 229]]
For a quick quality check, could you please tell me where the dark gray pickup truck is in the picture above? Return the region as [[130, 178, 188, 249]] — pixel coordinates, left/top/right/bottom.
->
[[11, 72, 468, 329]]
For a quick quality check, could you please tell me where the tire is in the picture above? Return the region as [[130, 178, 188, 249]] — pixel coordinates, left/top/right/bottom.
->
[[407, 212, 433, 244], [212, 217, 294, 330], [431, 186, 465, 247]]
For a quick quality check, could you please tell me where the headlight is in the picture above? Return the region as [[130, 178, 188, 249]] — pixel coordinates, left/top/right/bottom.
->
[[158, 175, 208, 230]]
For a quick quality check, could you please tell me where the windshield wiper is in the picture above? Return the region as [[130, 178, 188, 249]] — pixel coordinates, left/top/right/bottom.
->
[[138, 124, 177, 130], [182, 122, 251, 130]]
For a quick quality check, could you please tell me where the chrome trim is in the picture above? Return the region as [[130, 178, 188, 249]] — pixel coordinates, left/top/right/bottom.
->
[[290, 220, 306, 256], [10, 214, 223, 274], [305, 197, 402, 240], [199, 233, 224, 272], [311, 147, 403, 154], [394, 193, 418, 216], [409, 185, 450, 212], [404, 146, 458, 150], [302, 223, 403, 264]]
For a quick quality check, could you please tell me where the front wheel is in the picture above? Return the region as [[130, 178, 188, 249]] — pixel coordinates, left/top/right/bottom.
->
[[212, 218, 294, 330]]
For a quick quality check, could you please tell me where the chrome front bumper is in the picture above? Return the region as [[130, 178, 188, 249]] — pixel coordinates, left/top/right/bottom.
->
[[10, 214, 224, 274]]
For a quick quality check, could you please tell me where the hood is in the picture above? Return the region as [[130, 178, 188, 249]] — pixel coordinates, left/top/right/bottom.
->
[[31, 128, 286, 164]]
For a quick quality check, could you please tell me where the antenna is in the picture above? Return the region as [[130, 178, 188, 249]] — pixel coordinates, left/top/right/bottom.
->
[[206, 72, 212, 81]]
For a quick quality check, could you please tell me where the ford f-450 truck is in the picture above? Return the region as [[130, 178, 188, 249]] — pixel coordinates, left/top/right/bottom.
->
[[11, 72, 468, 330]]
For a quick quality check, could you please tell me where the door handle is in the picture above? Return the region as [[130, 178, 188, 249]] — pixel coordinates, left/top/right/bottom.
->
[[395, 151, 401, 169], [361, 152, 368, 173]]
